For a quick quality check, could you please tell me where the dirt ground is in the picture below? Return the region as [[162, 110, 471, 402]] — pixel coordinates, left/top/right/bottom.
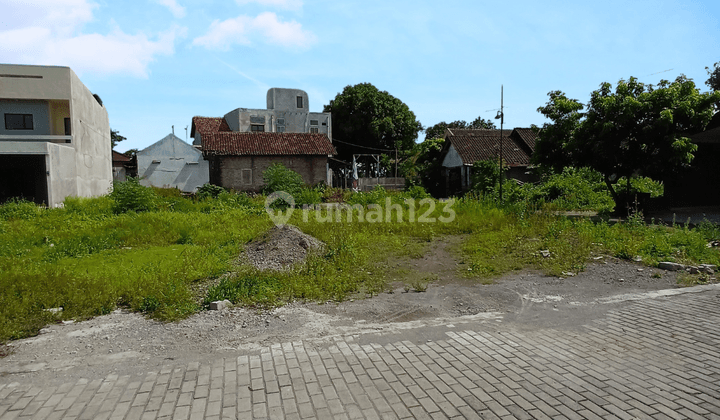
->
[[0, 236, 685, 384]]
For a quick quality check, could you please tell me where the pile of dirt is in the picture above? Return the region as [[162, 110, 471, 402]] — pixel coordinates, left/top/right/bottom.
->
[[244, 224, 324, 271]]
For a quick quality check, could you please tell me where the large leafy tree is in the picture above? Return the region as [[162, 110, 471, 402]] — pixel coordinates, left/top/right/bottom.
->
[[533, 76, 720, 207], [324, 83, 423, 162], [707, 61, 720, 92], [424, 117, 496, 140]]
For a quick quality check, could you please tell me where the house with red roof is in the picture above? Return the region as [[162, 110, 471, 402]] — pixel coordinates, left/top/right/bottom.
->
[[190, 88, 335, 192], [441, 128, 538, 195]]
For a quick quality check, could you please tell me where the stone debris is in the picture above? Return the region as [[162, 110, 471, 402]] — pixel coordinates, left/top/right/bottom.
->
[[658, 262, 684, 271], [245, 224, 325, 271], [540, 250, 551, 258], [209, 300, 231, 311], [658, 262, 717, 275]]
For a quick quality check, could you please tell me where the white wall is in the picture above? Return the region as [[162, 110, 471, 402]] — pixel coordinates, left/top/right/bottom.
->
[[136, 134, 209, 192]]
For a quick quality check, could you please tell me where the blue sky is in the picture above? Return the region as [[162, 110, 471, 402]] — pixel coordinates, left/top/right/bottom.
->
[[2, 0, 719, 152]]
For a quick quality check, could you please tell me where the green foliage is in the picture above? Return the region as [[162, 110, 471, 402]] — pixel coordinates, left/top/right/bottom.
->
[[424, 117, 496, 140], [296, 188, 322, 206], [323, 83, 423, 162], [111, 129, 126, 149], [529, 168, 615, 213], [534, 76, 720, 208], [707, 61, 720, 92], [401, 137, 446, 195], [110, 177, 158, 213], [470, 159, 503, 196], [196, 183, 225, 200], [262, 163, 305, 196], [3, 186, 720, 345], [0, 199, 42, 221]]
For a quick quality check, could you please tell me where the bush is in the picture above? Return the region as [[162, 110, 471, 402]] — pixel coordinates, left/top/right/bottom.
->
[[110, 177, 158, 213], [528, 167, 615, 213], [196, 184, 225, 200], [0, 199, 42, 221], [263, 164, 305, 196]]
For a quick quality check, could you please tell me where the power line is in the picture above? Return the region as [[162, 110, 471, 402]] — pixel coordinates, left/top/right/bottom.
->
[[332, 138, 395, 152]]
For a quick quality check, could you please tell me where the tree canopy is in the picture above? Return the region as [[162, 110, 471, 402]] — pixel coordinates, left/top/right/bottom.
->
[[533, 76, 720, 206], [111, 129, 126, 149], [323, 83, 423, 162], [707, 61, 720, 92], [424, 117, 496, 140]]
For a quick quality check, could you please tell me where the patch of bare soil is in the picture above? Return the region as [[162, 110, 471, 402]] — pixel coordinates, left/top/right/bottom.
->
[[0, 234, 694, 384]]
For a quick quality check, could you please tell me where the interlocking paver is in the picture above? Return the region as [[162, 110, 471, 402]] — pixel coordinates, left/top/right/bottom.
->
[[3, 287, 720, 419]]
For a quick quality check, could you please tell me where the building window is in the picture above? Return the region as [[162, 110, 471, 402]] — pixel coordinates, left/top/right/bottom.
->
[[296, 96, 303, 108], [277, 118, 285, 125], [310, 127, 319, 133], [4, 114, 33, 130], [64, 118, 71, 135], [322, 121, 327, 126], [251, 124, 265, 132], [278, 126, 285, 133], [310, 120, 318, 126], [242, 169, 252, 185], [250, 116, 265, 124]]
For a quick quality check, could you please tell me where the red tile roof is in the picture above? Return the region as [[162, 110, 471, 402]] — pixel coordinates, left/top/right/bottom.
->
[[112, 150, 131, 162], [446, 133, 530, 167], [202, 132, 336, 156], [191, 116, 231, 137]]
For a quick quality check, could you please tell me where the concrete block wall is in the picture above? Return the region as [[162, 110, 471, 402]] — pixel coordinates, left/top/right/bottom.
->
[[215, 156, 327, 192]]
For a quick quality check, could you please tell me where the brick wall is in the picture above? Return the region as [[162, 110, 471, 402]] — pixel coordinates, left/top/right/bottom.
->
[[216, 155, 327, 192]]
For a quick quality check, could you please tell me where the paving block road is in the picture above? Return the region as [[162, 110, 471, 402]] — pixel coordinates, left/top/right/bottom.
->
[[1, 284, 719, 420]]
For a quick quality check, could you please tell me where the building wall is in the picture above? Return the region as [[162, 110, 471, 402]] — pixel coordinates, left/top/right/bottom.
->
[[0, 64, 110, 206], [136, 134, 209, 192], [0, 100, 51, 135], [221, 88, 332, 139], [214, 155, 327, 192], [69, 67, 111, 199]]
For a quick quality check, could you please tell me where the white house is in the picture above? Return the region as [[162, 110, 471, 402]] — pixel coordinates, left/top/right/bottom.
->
[[136, 133, 209, 193]]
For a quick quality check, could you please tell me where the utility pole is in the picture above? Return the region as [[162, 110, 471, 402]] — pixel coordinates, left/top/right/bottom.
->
[[495, 85, 504, 202]]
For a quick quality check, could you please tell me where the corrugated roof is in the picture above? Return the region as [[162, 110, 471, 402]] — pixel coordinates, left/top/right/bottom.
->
[[202, 132, 336, 156], [446, 134, 530, 166]]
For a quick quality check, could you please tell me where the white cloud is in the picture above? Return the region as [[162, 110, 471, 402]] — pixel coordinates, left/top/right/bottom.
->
[[235, 0, 303, 11], [193, 12, 316, 50], [156, 0, 186, 18], [0, 0, 185, 78]]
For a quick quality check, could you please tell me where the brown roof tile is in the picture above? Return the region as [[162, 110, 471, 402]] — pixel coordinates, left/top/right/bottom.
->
[[191, 116, 231, 137], [513, 128, 538, 152], [202, 132, 336, 156], [112, 150, 131, 162], [446, 134, 530, 166]]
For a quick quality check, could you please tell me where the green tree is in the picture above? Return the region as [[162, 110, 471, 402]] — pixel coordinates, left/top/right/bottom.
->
[[111, 129, 126, 149], [324, 83, 423, 162], [123, 148, 139, 158], [424, 117, 496, 140], [707, 61, 720, 92], [534, 76, 720, 208], [400, 137, 446, 196]]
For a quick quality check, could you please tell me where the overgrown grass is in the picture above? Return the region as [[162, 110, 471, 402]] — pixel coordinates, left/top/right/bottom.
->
[[1, 180, 719, 344]]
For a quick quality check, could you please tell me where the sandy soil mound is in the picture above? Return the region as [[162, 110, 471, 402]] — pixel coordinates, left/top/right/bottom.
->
[[244, 224, 324, 271]]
